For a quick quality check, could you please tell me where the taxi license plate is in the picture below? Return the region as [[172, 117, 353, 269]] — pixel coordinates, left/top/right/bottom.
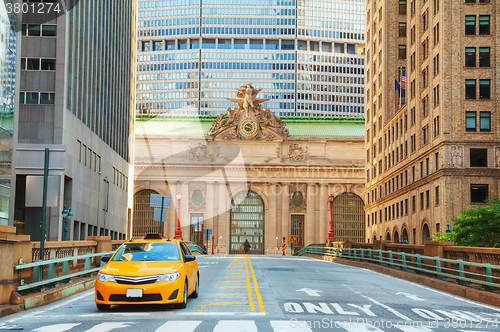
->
[[126, 289, 143, 298]]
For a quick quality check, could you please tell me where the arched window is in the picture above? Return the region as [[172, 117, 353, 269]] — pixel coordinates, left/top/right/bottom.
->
[[422, 223, 430, 244], [332, 193, 365, 242], [133, 189, 160, 237], [230, 191, 265, 254]]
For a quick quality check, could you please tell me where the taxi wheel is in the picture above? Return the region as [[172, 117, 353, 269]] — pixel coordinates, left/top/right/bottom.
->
[[96, 303, 111, 311], [175, 280, 188, 309], [189, 274, 199, 298]]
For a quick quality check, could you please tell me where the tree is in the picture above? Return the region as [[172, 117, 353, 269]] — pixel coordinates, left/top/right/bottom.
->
[[433, 198, 500, 248]]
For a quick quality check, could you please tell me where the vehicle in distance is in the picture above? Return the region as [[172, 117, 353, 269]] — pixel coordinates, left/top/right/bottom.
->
[[95, 234, 199, 310]]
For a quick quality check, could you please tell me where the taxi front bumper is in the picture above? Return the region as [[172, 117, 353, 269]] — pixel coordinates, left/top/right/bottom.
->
[[95, 276, 185, 305]]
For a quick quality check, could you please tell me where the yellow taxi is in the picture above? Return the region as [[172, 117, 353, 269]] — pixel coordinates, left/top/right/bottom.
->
[[95, 234, 199, 310]]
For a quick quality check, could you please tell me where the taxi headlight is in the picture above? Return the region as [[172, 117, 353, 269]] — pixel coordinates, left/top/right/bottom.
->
[[156, 272, 181, 282], [97, 273, 116, 283]]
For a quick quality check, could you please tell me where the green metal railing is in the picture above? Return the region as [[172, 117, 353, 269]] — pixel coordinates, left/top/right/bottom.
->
[[187, 243, 207, 255], [294, 246, 500, 290], [15, 251, 115, 291]]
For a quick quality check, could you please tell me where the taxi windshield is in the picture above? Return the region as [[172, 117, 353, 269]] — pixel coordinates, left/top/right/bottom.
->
[[111, 243, 180, 262]]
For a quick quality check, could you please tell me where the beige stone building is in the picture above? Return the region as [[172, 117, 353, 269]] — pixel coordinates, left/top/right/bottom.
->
[[134, 86, 366, 254], [364, 0, 499, 244]]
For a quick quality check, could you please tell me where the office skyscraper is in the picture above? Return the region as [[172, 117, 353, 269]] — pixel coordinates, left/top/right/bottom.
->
[[13, 1, 136, 241], [136, 0, 366, 117], [364, 0, 499, 244]]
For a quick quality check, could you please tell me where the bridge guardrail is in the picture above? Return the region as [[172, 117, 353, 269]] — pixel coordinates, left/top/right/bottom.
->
[[187, 243, 207, 255], [15, 251, 115, 291], [294, 246, 500, 290]]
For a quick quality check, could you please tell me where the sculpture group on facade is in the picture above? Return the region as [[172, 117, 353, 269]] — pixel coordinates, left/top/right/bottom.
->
[[208, 84, 289, 140]]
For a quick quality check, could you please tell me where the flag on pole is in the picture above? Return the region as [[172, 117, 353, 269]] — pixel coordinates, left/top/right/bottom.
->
[[395, 80, 406, 97], [401, 70, 406, 83]]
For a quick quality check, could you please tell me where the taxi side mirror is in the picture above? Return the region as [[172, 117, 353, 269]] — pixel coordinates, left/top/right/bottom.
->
[[101, 256, 111, 263], [184, 255, 196, 262]]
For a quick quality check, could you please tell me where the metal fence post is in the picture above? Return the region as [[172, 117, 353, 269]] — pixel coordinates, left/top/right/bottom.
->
[[62, 256, 71, 276], [47, 257, 58, 279], [415, 254, 422, 274], [388, 252, 394, 266], [457, 260, 466, 285], [435, 257, 442, 279], [360, 249, 364, 262], [485, 264, 493, 291], [401, 252, 407, 271], [368, 249, 372, 261], [33, 260, 43, 282], [84, 254, 92, 271], [378, 249, 383, 264]]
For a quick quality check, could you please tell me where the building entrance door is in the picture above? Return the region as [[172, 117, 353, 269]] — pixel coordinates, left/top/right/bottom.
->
[[229, 191, 265, 254]]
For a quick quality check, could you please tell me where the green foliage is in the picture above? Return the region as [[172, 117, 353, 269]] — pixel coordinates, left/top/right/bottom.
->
[[430, 231, 456, 243], [448, 198, 500, 248]]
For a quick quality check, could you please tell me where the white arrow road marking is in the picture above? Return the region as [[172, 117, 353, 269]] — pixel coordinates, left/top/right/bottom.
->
[[83, 322, 134, 332], [396, 292, 425, 301], [213, 320, 258, 332], [32, 324, 80, 332], [154, 321, 202, 332], [271, 320, 313, 332], [360, 295, 412, 321], [296, 288, 323, 296]]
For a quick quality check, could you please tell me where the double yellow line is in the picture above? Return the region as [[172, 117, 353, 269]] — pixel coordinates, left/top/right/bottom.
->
[[245, 254, 265, 313]]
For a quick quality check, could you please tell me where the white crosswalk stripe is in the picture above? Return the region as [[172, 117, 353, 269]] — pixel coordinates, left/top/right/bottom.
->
[[32, 324, 81, 332], [213, 320, 258, 332], [270, 320, 313, 332], [83, 322, 135, 332], [18, 319, 500, 332], [154, 320, 202, 332]]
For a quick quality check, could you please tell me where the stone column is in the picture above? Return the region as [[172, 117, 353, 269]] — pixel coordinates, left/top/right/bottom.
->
[[305, 183, 315, 246], [205, 182, 215, 244], [319, 184, 328, 243], [281, 183, 290, 254], [266, 183, 278, 255], [181, 182, 189, 240], [218, 182, 228, 254]]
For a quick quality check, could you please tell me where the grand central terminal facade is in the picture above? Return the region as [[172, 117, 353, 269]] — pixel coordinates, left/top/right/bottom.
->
[[133, 85, 366, 254]]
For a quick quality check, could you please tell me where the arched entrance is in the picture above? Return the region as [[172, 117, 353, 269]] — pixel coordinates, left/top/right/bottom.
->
[[422, 223, 430, 244], [402, 228, 409, 243], [133, 189, 160, 237], [386, 232, 391, 241], [230, 191, 265, 254], [393, 230, 400, 243], [332, 193, 365, 242]]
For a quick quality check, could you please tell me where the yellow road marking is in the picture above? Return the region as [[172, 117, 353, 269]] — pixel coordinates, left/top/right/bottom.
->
[[208, 302, 241, 306], [213, 293, 244, 296], [197, 305, 206, 312], [248, 255, 265, 313], [223, 280, 246, 283], [227, 272, 245, 274], [244, 255, 255, 311], [227, 255, 241, 269], [223, 276, 246, 278], [216, 286, 247, 289]]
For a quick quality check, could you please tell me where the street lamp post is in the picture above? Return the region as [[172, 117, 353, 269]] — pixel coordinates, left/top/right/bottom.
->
[[328, 194, 335, 242], [62, 206, 73, 241], [275, 236, 278, 254], [175, 192, 183, 239], [211, 235, 215, 255]]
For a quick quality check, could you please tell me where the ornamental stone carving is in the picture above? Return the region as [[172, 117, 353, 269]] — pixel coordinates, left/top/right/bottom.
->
[[451, 146, 463, 167], [288, 142, 309, 161], [496, 148, 500, 167], [208, 84, 290, 141], [189, 141, 208, 161], [188, 183, 206, 211]]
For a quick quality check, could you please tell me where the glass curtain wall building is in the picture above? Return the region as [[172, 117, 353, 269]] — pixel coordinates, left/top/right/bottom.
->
[[136, 0, 366, 117]]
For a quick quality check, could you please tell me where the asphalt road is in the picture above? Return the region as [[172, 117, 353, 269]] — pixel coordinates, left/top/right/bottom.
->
[[2, 255, 500, 332]]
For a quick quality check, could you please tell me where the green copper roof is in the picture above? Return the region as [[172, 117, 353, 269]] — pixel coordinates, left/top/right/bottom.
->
[[135, 115, 365, 138]]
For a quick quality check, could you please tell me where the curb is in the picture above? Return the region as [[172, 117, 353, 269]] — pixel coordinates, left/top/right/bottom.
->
[[0, 303, 23, 318], [305, 253, 500, 308], [23, 277, 96, 310]]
